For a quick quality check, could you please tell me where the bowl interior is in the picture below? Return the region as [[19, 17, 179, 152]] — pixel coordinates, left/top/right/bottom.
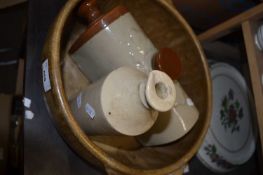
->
[[60, 0, 211, 170]]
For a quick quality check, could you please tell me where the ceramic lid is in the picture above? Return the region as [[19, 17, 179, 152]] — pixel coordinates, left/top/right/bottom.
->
[[69, 0, 128, 53], [197, 63, 255, 172], [153, 48, 181, 80]]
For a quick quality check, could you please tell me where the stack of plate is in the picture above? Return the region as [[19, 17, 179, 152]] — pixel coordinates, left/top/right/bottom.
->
[[197, 63, 256, 173]]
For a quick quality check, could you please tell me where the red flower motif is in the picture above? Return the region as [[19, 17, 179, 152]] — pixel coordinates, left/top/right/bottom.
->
[[228, 105, 237, 122]]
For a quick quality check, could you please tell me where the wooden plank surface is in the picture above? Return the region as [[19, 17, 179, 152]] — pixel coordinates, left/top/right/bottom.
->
[[242, 20, 263, 152], [0, 0, 26, 9], [0, 94, 12, 175], [15, 59, 24, 95], [198, 3, 263, 42]]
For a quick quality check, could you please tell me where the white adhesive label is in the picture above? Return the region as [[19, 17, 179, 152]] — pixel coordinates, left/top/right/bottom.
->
[[23, 97, 31, 108], [85, 103, 95, 119], [183, 164, 190, 174], [186, 98, 194, 106], [42, 59, 51, 92], [25, 110, 34, 120], [77, 93, 82, 109]]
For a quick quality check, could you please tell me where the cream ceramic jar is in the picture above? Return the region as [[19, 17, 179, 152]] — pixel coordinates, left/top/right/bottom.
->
[[70, 3, 157, 82], [70, 67, 176, 136]]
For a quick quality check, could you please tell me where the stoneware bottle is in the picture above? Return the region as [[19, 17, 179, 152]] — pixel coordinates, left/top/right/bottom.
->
[[138, 80, 199, 146], [70, 67, 176, 136], [69, 0, 158, 82], [138, 48, 199, 146]]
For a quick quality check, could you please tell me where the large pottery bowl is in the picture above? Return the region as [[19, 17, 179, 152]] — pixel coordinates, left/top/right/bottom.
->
[[41, 0, 212, 174]]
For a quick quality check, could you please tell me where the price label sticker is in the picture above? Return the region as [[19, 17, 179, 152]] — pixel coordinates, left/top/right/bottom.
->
[[42, 59, 51, 92], [85, 103, 95, 119], [77, 93, 82, 109]]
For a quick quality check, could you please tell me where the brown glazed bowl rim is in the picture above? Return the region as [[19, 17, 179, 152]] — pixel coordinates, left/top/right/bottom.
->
[[43, 0, 212, 174]]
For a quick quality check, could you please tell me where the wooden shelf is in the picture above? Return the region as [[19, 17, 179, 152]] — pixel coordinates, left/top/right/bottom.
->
[[198, 3, 263, 42], [242, 20, 263, 145]]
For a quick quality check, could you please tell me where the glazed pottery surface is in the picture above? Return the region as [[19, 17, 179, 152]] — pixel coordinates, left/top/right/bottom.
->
[[71, 67, 176, 136], [138, 80, 199, 146], [197, 63, 255, 173], [71, 7, 157, 82]]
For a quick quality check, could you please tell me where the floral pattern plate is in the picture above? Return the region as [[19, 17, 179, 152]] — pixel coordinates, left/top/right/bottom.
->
[[197, 63, 255, 173]]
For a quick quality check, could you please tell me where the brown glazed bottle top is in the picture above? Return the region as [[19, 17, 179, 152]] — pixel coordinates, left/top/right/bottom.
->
[[78, 0, 101, 23], [69, 0, 128, 54], [153, 48, 182, 80]]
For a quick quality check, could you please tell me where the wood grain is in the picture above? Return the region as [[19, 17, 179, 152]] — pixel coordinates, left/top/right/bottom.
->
[[198, 3, 263, 42], [242, 20, 263, 153], [0, 0, 26, 9], [15, 59, 24, 95]]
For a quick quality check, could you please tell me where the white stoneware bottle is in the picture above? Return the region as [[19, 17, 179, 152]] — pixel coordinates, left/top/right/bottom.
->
[[70, 67, 176, 136], [138, 80, 199, 146]]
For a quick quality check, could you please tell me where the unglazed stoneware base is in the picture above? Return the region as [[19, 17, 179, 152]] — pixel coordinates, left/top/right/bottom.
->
[[42, 0, 212, 174]]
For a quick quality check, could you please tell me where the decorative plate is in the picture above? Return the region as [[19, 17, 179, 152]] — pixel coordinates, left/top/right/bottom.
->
[[197, 63, 256, 173]]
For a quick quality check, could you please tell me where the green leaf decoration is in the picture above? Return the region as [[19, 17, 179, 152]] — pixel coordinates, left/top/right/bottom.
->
[[222, 96, 228, 108], [235, 100, 240, 108], [220, 110, 225, 118], [212, 145, 216, 153], [224, 106, 228, 113], [239, 108, 243, 119]]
